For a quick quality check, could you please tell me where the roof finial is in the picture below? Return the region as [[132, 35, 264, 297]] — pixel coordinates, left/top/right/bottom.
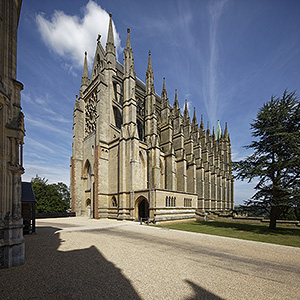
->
[[184, 99, 189, 119], [192, 107, 197, 125], [174, 89, 179, 109]]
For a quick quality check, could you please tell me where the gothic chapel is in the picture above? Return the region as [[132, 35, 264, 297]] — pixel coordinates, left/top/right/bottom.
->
[[70, 14, 234, 222]]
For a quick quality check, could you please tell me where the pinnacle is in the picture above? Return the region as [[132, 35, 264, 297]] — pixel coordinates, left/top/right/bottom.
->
[[125, 28, 132, 50], [106, 12, 115, 53], [174, 89, 179, 109]]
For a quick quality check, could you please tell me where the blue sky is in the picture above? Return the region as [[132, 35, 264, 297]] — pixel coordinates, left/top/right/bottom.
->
[[18, 0, 300, 205]]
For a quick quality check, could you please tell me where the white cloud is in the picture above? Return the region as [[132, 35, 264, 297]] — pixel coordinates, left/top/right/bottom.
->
[[36, 0, 122, 69]]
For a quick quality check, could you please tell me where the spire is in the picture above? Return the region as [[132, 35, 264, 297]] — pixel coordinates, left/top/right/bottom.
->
[[161, 77, 168, 106], [224, 122, 229, 140], [81, 51, 89, 90], [125, 28, 132, 50], [123, 28, 135, 78], [146, 50, 154, 94], [192, 107, 197, 125], [174, 89, 179, 109], [200, 115, 204, 131], [212, 126, 215, 140], [184, 99, 189, 119], [206, 121, 210, 136], [106, 13, 115, 54], [146, 50, 153, 75], [215, 120, 222, 140]]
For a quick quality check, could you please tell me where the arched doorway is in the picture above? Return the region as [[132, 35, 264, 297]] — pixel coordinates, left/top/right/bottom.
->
[[86, 199, 91, 218], [137, 198, 149, 220]]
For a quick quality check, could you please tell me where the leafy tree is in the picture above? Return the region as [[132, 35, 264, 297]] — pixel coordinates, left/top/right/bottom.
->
[[31, 175, 70, 213], [234, 90, 300, 229]]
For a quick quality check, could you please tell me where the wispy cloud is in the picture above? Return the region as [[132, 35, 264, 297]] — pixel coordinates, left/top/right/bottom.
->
[[203, 0, 228, 126], [23, 92, 70, 123], [26, 117, 70, 138], [36, 0, 122, 68]]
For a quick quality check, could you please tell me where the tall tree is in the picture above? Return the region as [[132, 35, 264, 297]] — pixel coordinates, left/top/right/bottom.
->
[[31, 175, 70, 213], [234, 90, 300, 229]]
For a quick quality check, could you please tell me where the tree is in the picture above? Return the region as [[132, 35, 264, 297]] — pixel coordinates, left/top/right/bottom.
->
[[234, 90, 300, 229], [31, 175, 70, 213]]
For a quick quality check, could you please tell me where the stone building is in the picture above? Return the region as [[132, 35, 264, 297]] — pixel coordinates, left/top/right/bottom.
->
[[70, 14, 234, 222], [0, 0, 25, 268]]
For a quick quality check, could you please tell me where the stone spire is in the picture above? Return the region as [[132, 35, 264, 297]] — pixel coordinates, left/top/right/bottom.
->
[[192, 108, 197, 124], [106, 13, 115, 55], [224, 122, 229, 140], [81, 51, 89, 90], [184, 99, 189, 119], [200, 115, 204, 131], [161, 77, 169, 108], [174, 89, 179, 110], [206, 121, 210, 136], [124, 28, 135, 78], [146, 50, 154, 94], [161, 77, 167, 99]]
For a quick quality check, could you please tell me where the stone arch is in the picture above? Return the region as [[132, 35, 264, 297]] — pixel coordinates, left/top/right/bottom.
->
[[83, 160, 92, 190], [134, 196, 149, 221], [86, 198, 91, 218], [111, 196, 118, 207]]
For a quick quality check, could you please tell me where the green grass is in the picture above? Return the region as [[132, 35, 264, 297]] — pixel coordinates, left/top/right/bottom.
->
[[156, 221, 300, 248]]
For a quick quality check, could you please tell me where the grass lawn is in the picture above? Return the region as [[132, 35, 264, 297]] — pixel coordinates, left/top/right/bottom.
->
[[156, 221, 300, 248]]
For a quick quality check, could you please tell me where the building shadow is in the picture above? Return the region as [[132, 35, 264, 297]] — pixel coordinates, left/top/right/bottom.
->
[[185, 280, 224, 300], [0, 226, 141, 299]]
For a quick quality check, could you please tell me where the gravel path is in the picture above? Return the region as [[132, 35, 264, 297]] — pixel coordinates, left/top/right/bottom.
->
[[1, 217, 300, 300]]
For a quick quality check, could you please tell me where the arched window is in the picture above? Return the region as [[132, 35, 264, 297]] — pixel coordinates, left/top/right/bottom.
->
[[113, 106, 122, 129], [111, 196, 118, 207], [84, 160, 92, 191]]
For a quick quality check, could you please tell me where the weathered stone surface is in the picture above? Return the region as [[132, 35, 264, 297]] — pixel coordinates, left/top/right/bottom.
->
[[70, 14, 234, 222], [0, 0, 25, 269]]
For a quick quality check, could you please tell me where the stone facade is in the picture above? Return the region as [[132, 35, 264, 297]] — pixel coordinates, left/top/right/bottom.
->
[[70, 15, 234, 222], [0, 0, 25, 268]]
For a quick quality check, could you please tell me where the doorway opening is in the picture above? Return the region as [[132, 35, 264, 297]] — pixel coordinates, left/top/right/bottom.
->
[[138, 198, 149, 220]]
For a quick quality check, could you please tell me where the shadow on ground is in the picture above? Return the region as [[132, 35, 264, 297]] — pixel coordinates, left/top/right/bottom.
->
[[0, 226, 141, 299], [185, 280, 223, 300], [190, 221, 300, 236]]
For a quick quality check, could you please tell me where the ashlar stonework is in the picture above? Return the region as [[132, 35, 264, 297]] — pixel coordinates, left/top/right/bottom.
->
[[70, 15, 234, 222], [0, 0, 25, 268]]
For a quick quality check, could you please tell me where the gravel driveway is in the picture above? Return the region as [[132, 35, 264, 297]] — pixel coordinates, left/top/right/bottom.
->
[[1, 217, 300, 300]]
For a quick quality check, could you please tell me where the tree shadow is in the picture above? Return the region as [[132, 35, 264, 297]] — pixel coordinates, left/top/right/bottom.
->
[[194, 221, 300, 236], [0, 226, 141, 299], [185, 280, 224, 300]]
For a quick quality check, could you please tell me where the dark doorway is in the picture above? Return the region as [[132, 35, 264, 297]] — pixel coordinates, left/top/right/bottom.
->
[[138, 199, 149, 220]]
